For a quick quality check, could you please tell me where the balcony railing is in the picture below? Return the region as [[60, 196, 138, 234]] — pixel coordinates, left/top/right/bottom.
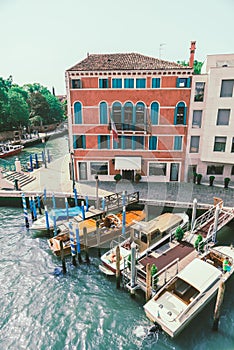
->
[[108, 122, 151, 134]]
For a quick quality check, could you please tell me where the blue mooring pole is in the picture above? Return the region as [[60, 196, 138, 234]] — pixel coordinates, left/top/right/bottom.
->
[[43, 188, 47, 205], [52, 193, 56, 209], [32, 196, 37, 221], [29, 154, 33, 172], [37, 194, 42, 215], [81, 201, 85, 220], [52, 210, 57, 236], [85, 195, 89, 212], [44, 205, 50, 231], [35, 153, 39, 169], [73, 188, 78, 207], [75, 224, 82, 263], [21, 193, 29, 228], [69, 221, 77, 266], [122, 205, 126, 236], [29, 197, 35, 221]]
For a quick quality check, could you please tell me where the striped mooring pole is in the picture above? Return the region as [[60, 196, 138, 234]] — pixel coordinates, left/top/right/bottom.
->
[[32, 196, 37, 221], [21, 193, 29, 228], [69, 221, 77, 266], [81, 201, 85, 220], [44, 205, 50, 231], [85, 195, 89, 212], [75, 224, 82, 263], [122, 205, 126, 236], [37, 194, 42, 215]]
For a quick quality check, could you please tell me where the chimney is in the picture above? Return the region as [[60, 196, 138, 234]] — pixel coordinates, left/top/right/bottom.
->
[[189, 41, 196, 68]]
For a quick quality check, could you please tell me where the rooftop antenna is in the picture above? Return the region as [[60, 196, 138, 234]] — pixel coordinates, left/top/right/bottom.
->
[[159, 43, 166, 59]]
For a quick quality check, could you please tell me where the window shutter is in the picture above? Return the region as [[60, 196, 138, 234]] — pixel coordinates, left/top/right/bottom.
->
[[73, 136, 77, 149], [82, 135, 86, 149], [107, 136, 110, 149], [176, 78, 180, 88], [174, 106, 178, 125], [98, 135, 101, 149], [184, 107, 187, 124], [186, 78, 191, 88]]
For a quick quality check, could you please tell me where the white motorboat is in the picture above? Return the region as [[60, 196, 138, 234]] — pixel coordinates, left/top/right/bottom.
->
[[143, 245, 234, 338], [99, 212, 189, 275]]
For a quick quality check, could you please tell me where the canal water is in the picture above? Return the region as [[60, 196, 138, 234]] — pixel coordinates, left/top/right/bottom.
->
[[0, 137, 234, 349]]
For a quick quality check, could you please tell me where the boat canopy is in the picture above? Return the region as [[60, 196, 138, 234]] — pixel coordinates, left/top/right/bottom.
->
[[178, 258, 222, 292]]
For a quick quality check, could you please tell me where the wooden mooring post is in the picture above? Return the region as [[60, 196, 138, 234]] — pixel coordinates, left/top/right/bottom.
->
[[116, 246, 121, 289], [212, 281, 225, 331], [83, 226, 90, 263], [146, 263, 151, 302]]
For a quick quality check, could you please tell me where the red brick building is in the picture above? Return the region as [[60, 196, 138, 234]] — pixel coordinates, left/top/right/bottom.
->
[[66, 46, 194, 182]]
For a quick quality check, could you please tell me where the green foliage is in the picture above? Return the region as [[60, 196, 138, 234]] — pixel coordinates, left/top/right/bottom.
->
[[193, 60, 203, 74], [177, 60, 203, 74], [135, 173, 142, 182], [224, 177, 231, 188], [114, 173, 122, 182], [196, 174, 202, 185], [209, 176, 215, 186], [175, 227, 184, 242], [151, 264, 158, 289], [8, 90, 29, 128], [0, 77, 65, 131], [194, 234, 204, 252]]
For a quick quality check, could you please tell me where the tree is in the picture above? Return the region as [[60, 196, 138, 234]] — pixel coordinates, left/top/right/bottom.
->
[[44, 93, 64, 123], [8, 90, 29, 128], [28, 92, 50, 125]]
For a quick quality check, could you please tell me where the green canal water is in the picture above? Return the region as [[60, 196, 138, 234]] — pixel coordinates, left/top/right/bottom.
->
[[1, 137, 234, 349]]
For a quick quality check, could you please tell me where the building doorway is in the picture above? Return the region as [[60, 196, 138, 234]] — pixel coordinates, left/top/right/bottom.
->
[[122, 170, 134, 181]]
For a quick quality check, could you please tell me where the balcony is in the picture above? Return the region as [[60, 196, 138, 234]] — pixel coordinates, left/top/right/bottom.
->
[[109, 122, 151, 134]]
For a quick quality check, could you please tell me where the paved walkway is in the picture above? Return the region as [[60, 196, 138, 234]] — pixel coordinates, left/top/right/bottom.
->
[[2, 154, 233, 207]]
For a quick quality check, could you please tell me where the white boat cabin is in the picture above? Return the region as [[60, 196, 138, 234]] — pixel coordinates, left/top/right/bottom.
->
[[130, 213, 185, 254]]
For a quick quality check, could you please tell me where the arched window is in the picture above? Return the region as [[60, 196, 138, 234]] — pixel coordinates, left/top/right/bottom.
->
[[74, 102, 82, 124], [135, 102, 145, 131], [174, 102, 187, 125], [150, 102, 159, 125], [99, 102, 108, 124], [123, 102, 133, 130], [112, 102, 122, 128]]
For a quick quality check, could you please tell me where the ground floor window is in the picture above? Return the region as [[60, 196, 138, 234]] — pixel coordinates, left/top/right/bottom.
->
[[232, 165, 234, 175], [170, 163, 179, 181], [90, 162, 108, 175], [207, 165, 224, 175], [149, 163, 167, 176]]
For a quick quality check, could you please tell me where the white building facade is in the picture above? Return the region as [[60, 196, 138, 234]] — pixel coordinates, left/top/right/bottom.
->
[[186, 54, 234, 184]]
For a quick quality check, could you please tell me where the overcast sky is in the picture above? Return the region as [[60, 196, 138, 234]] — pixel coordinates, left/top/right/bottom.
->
[[0, 0, 233, 95]]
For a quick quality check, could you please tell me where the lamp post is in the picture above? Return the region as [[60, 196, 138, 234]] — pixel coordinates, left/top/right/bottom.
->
[[70, 151, 75, 190], [42, 137, 47, 168], [95, 175, 99, 209]]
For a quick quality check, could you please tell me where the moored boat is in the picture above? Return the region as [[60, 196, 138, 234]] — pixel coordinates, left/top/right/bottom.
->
[[143, 245, 234, 338], [0, 143, 24, 158], [99, 212, 189, 275], [48, 209, 146, 256]]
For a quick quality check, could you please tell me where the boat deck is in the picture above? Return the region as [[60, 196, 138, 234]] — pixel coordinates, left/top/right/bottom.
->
[[138, 241, 195, 272]]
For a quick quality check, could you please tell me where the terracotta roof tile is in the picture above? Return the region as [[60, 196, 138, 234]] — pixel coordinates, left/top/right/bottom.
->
[[67, 53, 188, 71]]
